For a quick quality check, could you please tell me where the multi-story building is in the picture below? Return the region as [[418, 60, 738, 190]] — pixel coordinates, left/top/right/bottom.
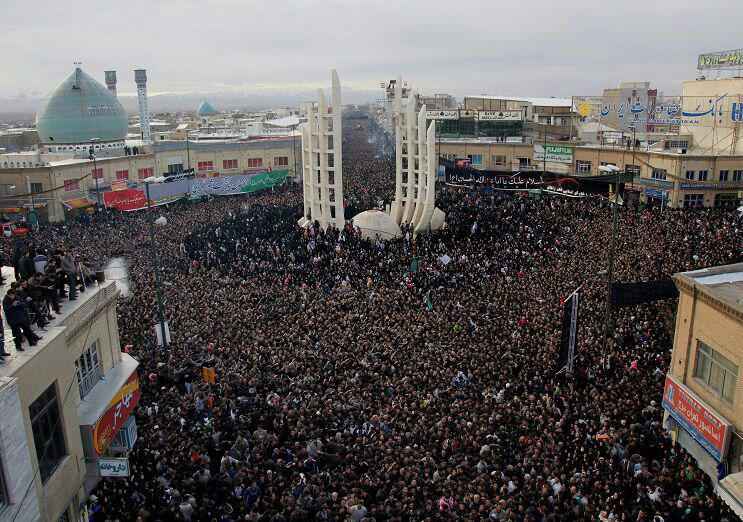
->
[[437, 136, 743, 207], [0, 137, 300, 223], [664, 263, 743, 519], [0, 279, 138, 521]]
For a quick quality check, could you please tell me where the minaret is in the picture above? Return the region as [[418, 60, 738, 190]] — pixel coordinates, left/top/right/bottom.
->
[[134, 69, 151, 143], [105, 71, 117, 97]]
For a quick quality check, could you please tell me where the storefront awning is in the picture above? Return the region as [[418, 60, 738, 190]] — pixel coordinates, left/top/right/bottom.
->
[[718, 472, 743, 519], [62, 197, 95, 209]]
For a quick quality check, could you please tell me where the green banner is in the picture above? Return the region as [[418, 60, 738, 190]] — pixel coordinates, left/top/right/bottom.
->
[[239, 169, 288, 193]]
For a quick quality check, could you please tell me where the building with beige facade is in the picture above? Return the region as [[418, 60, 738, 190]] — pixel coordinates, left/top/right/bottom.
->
[[0, 279, 138, 522], [0, 138, 300, 223], [437, 137, 743, 207], [664, 263, 743, 518]]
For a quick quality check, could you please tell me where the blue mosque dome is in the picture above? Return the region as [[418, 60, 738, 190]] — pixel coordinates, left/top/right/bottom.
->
[[35, 67, 128, 145], [197, 100, 215, 116]]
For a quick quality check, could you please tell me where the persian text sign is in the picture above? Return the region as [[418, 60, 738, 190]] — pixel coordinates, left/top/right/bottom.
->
[[99, 457, 130, 477], [534, 144, 574, 164], [240, 169, 288, 193], [92, 371, 141, 456], [477, 110, 522, 121], [698, 49, 743, 70], [662, 373, 732, 461], [424, 109, 459, 120]]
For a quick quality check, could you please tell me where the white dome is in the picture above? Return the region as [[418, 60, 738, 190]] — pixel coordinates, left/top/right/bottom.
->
[[352, 210, 402, 240]]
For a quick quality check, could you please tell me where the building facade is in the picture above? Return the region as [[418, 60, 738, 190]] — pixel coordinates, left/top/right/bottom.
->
[[0, 138, 301, 223], [437, 138, 743, 207], [665, 264, 743, 518], [0, 281, 138, 522]]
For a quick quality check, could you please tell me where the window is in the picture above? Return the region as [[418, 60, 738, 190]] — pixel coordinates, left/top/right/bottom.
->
[[115, 170, 129, 180], [75, 342, 101, 399], [222, 159, 238, 170], [694, 340, 738, 402], [247, 158, 263, 168], [468, 154, 483, 165], [683, 194, 704, 207], [733, 170, 742, 182], [29, 384, 67, 483], [63, 180, 79, 192], [492, 155, 506, 165], [167, 164, 184, 174], [274, 156, 289, 166], [197, 161, 214, 173], [576, 160, 591, 174], [719, 170, 729, 181], [91, 168, 103, 180], [685, 170, 695, 180], [651, 170, 667, 180], [30, 182, 43, 194], [698, 170, 708, 181], [137, 167, 154, 180]]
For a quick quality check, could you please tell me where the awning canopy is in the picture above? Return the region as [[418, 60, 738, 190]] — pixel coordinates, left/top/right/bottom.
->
[[62, 197, 95, 209], [718, 472, 743, 519]]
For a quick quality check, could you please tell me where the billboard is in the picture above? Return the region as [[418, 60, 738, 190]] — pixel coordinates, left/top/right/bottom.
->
[[424, 109, 459, 120], [92, 371, 141, 456], [662, 373, 732, 461], [477, 110, 522, 121], [698, 49, 743, 70], [534, 144, 574, 164]]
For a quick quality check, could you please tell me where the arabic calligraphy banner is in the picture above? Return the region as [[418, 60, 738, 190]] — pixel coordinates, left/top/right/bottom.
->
[[662, 373, 732, 461], [92, 371, 141, 456]]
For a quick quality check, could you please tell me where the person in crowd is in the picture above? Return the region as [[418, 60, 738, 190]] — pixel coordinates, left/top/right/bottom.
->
[[61, 247, 79, 301], [3, 288, 40, 351]]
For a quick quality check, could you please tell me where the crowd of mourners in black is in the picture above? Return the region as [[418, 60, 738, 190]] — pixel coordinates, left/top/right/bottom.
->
[[3, 118, 742, 522]]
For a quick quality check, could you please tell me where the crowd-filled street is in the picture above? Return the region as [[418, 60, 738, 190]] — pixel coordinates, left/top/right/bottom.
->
[[5, 120, 742, 521]]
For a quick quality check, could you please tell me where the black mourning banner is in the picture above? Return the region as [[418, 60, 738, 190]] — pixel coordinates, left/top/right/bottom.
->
[[557, 292, 579, 376], [610, 280, 679, 308]]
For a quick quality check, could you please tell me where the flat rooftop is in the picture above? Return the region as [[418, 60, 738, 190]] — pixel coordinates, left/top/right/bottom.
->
[[676, 263, 743, 313], [0, 267, 118, 379]]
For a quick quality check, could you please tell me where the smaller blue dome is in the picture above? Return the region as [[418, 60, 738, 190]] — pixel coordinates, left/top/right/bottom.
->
[[197, 101, 215, 116]]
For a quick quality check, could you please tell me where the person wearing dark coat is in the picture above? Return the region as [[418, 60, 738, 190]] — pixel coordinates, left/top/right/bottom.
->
[[19, 250, 35, 281], [3, 289, 39, 351]]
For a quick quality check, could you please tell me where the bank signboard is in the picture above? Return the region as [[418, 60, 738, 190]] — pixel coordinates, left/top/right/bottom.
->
[[534, 144, 574, 164], [92, 371, 141, 455], [424, 109, 459, 120], [477, 110, 522, 121], [698, 49, 743, 70], [662, 373, 732, 461]]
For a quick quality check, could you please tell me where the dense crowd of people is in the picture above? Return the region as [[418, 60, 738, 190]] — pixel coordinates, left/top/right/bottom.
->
[[3, 119, 742, 521]]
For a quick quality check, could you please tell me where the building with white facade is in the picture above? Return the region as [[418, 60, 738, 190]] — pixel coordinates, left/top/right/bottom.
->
[[298, 70, 345, 230]]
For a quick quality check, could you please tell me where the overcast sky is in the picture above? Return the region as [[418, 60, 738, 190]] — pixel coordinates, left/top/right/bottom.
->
[[2, 0, 742, 100]]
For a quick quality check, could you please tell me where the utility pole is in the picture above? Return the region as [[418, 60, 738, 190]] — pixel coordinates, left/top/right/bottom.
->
[[543, 123, 547, 175], [602, 164, 622, 352], [90, 138, 101, 209], [144, 179, 169, 361], [26, 176, 36, 228], [185, 129, 191, 170]]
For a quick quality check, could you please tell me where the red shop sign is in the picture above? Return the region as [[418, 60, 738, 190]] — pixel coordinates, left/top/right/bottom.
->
[[92, 371, 141, 455]]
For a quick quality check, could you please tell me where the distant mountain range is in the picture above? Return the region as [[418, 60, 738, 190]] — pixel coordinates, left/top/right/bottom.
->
[[0, 88, 381, 124]]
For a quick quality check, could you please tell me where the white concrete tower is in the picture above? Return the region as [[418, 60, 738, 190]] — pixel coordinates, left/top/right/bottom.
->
[[388, 78, 444, 233], [298, 70, 345, 230], [104, 70, 117, 97], [134, 69, 151, 144]]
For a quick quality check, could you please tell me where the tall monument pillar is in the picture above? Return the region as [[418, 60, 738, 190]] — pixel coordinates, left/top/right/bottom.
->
[[298, 70, 345, 230], [134, 69, 151, 144]]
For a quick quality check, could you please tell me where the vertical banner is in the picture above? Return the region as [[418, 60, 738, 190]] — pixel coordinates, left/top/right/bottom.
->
[[557, 292, 580, 377]]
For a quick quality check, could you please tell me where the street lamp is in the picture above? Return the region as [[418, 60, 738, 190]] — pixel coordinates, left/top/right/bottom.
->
[[89, 137, 101, 209], [142, 175, 170, 361], [26, 176, 36, 229], [599, 163, 622, 351]]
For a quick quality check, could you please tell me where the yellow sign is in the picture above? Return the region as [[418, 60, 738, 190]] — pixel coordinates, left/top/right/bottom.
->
[[578, 102, 591, 117]]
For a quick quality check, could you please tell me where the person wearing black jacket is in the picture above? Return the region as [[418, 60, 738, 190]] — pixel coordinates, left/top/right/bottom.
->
[[29, 273, 61, 314], [19, 249, 36, 281], [45, 257, 67, 298], [13, 281, 51, 328], [3, 289, 39, 351]]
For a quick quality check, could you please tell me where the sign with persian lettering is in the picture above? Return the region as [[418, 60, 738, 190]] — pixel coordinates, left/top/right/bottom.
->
[[477, 110, 522, 121], [662, 373, 732, 461], [92, 371, 141, 456], [98, 457, 131, 477], [534, 144, 574, 164], [698, 49, 743, 70]]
